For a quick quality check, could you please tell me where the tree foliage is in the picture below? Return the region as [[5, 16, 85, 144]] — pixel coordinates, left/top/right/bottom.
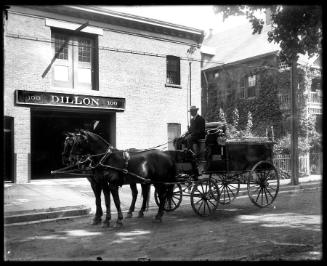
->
[[214, 5, 322, 63]]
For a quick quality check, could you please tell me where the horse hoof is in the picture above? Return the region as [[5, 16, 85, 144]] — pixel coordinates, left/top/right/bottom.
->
[[138, 212, 144, 218], [152, 217, 162, 223], [92, 219, 102, 225], [113, 221, 123, 228], [102, 221, 110, 227], [125, 213, 133, 219]]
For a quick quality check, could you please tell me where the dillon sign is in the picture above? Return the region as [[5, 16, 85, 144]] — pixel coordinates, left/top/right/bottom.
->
[[15, 90, 125, 111]]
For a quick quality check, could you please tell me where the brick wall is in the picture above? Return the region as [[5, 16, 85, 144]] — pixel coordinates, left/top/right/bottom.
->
[[4, 7, 202, 182]]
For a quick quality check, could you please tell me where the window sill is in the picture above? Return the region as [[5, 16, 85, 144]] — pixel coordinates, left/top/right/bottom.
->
[[165, 83, 182, 89]]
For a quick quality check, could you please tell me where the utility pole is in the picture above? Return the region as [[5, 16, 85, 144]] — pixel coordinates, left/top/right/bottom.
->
[[189, 61, 192, 106], [290, 57, 299, 185]]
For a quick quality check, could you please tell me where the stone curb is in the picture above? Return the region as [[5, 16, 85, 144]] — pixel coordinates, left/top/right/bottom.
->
[[5, 205, 91, 225]]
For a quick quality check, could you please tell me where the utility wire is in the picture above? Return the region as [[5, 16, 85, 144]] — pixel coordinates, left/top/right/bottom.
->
[[5, 33, 224, 66]]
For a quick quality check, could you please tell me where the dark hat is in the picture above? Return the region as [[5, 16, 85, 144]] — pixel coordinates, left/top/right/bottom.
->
[[189, 105, 199, 111]]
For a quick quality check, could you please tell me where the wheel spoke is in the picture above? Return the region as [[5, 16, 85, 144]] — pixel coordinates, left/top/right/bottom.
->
[[225, 186, 232, 201], [194, 196, 203, 205], [265, 187, 275, 199], [196, 199, 204, 212], [226, 185, 236, 197], [263, 188, 269, 204], [207, 198, 217, 207], [205, 200, 212, 214], [255, 187, 262, 203]]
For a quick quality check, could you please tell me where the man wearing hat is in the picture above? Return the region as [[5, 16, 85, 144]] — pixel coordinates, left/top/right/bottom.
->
[[185, 105, 205, 152]]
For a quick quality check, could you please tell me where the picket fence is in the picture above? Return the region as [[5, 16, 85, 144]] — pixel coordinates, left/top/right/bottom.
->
[[273, 152, 322, 177]]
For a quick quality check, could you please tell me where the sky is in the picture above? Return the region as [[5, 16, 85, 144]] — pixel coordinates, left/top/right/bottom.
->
[[103, 5, 252, 36]]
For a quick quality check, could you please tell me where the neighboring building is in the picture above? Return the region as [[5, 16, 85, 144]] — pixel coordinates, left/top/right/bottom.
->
[[4, 5, 204, 183], [200, 21, 321, 139]]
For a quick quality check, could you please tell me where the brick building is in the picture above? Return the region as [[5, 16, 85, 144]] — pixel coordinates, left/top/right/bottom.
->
[[200, 22, 321, 138], [3, 5, 204, 183]]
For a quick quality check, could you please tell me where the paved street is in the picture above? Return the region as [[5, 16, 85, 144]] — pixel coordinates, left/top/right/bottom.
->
[[4, 187, 321, 261]]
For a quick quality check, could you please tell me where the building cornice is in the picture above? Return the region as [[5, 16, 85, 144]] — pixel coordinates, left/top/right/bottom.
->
[[24, 5, 204, 44]]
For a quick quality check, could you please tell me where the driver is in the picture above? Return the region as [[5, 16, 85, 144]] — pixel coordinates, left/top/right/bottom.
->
[[185, 105, 205, 154]]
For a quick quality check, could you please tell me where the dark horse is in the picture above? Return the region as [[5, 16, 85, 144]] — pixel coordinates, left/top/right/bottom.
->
[[68, 130, 177, 226], [62, 131, 153, 226]]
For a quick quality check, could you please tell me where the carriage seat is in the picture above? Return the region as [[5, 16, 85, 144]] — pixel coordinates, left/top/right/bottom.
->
[[205, 128, 226, 160]]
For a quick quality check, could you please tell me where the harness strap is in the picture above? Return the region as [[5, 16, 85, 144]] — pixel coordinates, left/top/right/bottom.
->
[[99, 162, 151, 183]]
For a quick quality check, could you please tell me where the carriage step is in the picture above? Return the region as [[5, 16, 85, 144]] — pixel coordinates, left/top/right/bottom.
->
[[4, 205, 91, 225]]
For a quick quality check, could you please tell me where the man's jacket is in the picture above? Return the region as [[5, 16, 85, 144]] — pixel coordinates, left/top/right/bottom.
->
[[189, 115, 205, 139]]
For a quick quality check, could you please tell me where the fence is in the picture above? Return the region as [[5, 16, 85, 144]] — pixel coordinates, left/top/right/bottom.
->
[[273, 152, 322, 177]]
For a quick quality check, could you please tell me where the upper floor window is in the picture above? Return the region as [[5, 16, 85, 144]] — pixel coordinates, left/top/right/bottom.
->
[[51, 30, 97, 90], [239, 77, 246, 99], [239, 75, 257, 99], [311, 77, 321, 92], [166, 56, 180, 85]]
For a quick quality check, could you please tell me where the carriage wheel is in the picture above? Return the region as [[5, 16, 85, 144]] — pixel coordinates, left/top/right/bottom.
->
[[154, 184, 183, 212], [191, 178, 220, 217], [210, 173, 240, 205], [247, 161, 279, 208]]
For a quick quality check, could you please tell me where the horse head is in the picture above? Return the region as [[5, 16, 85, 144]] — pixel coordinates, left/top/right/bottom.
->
[[62, 132, 76, 165]]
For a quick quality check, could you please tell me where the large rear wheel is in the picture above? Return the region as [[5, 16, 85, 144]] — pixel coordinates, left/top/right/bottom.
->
[[247, 161, 279, 207]]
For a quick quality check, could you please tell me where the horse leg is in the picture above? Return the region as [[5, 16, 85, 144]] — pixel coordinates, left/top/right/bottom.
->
[[89, 178, 103, 225], [153, 184, 166, 223], [138, 183, 150, 218], [101, 181, 111, 227], [126, 183, 138, 218], [110, 184, 124, 227]]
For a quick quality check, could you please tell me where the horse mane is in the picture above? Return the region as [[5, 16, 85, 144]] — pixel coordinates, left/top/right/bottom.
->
[[80, 130, 115, 150]]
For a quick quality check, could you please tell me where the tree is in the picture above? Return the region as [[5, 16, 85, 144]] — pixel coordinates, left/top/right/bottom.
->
[[245, 111, 253, 137], [214, 5, 322, 185], [218, 108, 227, 124], [232, 107, 239, 129], [214, 5, 322, 63]]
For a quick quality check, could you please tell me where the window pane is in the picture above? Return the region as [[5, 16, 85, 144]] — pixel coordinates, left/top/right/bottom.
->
[[78, 39, 91, 62], [248, 75, 256, 87], [54, 35, 68, 60], [248, 86, 256, 97], [239, 77, 245, 98], [54, 65, 69, 81], [77, 68, 91, 83], [166, 56, 180, 84]]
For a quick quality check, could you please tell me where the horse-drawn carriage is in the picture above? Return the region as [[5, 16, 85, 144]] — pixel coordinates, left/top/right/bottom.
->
[[52, 121, 279, 226], [154, 121, 279, 216]]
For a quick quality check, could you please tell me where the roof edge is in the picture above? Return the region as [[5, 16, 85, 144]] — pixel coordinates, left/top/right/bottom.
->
[[67, 5, 204, 36]]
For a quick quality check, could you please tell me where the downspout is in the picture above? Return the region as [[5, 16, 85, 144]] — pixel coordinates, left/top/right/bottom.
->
[[202, 70, 209, 117]]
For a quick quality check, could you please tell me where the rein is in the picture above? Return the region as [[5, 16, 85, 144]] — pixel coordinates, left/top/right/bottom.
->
[[75, 148, 152, 183]]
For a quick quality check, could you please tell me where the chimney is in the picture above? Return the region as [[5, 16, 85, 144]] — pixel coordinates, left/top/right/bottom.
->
[[207, 28, 213, 39], [265, 9, 272, 25]]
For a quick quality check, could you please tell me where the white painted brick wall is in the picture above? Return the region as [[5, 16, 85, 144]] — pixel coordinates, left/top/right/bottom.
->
[[4, 8, 202, 182]]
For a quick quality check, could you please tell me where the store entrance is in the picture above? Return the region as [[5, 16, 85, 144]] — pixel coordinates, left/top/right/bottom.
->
[[31, 109, 116, 179]]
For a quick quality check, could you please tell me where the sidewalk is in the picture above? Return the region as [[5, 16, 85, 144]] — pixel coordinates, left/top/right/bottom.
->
[[4, 174, 322, 226]]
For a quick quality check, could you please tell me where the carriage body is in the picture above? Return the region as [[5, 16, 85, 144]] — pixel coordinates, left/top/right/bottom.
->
[[205, 138, 275, 173], [164, 122, 280, 214]]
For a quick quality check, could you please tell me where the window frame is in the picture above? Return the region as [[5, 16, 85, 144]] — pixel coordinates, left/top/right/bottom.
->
[[166, 55, 181, 86], [247, 75, 256, 98], [51, 29, 98, 91], [239, 76, 246, 99]]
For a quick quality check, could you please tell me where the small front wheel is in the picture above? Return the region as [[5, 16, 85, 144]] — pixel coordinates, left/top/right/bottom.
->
[[190, 178, 220, 217], [154, 184, 183, 212]]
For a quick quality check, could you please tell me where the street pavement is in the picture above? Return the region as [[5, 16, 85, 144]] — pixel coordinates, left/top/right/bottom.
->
[[4, 174, 322, 226]]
